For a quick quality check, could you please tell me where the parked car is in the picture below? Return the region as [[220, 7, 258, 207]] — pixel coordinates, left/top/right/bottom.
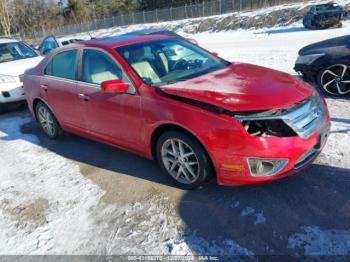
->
[[120, 29, 198, 45], [38, 35, 83, 55], [303, 2, 347, 30], [294, 35, 350, 97], [24, 34, 330, 189], [0, 38, 43, 113]]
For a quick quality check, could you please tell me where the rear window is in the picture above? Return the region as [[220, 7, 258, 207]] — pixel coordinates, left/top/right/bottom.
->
[[315, 3, 341, 12], [44, 50, 78, 80]]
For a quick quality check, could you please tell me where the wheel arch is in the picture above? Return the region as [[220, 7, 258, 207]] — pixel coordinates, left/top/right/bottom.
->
[[150, 123, 215, 174], [32, 98, 60, 124]]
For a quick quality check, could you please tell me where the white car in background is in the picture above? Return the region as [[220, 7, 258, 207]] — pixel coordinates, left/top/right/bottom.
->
[[37, 35, 84, 55], [0, 38, 43, 113]]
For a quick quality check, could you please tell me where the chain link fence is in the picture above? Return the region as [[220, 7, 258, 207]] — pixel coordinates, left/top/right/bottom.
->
[[23, 0, 304, 42]]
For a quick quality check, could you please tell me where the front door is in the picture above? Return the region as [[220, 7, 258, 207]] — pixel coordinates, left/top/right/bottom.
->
[[77, 49, 143, 152]]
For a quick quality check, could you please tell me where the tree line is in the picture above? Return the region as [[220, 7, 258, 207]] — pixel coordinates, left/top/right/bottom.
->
[[0, 0, 209, 37]]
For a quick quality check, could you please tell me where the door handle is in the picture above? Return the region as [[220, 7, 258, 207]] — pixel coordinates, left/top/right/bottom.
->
[[78, 93, 90, 101], [40, 84, 48, 91]]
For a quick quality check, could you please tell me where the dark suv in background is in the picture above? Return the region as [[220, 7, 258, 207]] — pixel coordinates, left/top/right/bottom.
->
[[303, 2, 347, 30]]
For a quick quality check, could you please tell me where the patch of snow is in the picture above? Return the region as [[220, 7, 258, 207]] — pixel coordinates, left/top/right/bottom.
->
[[254, 212, 266, 225], [241, 207, 255, 217], [288, 226, 350, 255]]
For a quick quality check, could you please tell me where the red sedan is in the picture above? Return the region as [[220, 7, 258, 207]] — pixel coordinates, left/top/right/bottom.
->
[[23, 34, 330, 189]]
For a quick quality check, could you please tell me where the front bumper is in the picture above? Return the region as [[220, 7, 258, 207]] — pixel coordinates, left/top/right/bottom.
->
[[294, 64, 317, 83], [0, 82, 25, 104], [216, 121, 330, 186], [214, 92, 330, 186]]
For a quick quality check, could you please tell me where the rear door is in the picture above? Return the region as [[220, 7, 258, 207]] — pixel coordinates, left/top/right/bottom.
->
[[41, 49, 82, 129]]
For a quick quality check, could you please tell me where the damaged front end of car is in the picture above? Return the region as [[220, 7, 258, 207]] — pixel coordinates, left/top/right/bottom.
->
[[230, 90, 330, 178], [234, 91, 328, 139]]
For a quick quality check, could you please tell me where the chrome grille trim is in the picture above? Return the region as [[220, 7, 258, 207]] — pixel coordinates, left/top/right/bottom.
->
[[235, 91, 327, 139], [281, 92, 327, 138]]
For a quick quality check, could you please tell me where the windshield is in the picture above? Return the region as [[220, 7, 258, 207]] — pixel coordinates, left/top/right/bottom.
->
[[116, 38, 230, 86], [315, 3, 341, 12], [0, 42, 38, 63]]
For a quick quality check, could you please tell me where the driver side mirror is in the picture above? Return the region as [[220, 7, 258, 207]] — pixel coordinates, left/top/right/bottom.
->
[[101, 79, 129, 94]]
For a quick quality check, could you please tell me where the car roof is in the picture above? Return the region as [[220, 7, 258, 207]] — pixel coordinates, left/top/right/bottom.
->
[[80, 34, 176, 49], [315, 2, 338, 7], [0, 38, 18, 44], [120, 29, 179, 36]]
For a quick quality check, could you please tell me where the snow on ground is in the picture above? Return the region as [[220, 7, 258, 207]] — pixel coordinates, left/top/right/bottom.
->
[[288, 226, 350, 255], [195, 20, 350, 74], [1, 2, 350, 256], [0, 113, 252, 255], [67, 0, 350, 41]]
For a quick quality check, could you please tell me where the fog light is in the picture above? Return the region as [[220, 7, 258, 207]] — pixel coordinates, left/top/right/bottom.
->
[[247, 158, 288, 177]]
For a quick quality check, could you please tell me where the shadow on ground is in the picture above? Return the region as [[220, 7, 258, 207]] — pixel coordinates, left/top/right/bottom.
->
[[255, 26, 308, 35], [1, 109, 174, 188], [2, 109, 350, 256], [178, 164, 350, 255]]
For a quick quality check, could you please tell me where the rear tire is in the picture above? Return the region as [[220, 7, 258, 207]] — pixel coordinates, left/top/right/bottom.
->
[[36, 102, 62, 139], [156, 130, 214, 189]]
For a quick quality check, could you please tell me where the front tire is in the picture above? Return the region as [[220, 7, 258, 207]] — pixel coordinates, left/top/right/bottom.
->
[[317, 64, 350, 97], [156, 131, 214, 189], [36, 102, 62, 139]]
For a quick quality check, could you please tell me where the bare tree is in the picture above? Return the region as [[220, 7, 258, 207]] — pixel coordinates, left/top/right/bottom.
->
[[0, 0, 13, 36]]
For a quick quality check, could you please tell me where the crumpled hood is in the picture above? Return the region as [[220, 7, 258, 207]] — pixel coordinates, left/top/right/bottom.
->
[[160, 63, 313, 112], [0, 56, 43, 77]]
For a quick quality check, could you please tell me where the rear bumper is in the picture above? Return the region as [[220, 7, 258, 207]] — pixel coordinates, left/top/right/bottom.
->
[[315, 16, 341, 26]]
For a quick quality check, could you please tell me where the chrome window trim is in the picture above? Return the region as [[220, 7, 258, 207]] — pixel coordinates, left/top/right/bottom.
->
[[43, 49, 79, 81], [80, 47, 137, 95]]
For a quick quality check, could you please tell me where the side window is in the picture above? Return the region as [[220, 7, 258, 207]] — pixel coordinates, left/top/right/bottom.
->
[[82, 49, 127, 85], [40, 37, 58, 54], [44, 50, 78, 80]]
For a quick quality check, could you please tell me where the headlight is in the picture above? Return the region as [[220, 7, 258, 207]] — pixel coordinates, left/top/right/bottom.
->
[[247, 158, 288, 177], [295, 53, 325, 65], [0, 74, 17, 84], [240, 119, 297, 137]]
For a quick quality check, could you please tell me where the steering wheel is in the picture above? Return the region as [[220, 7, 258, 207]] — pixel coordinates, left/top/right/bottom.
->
[[171, 59, 188, 70]]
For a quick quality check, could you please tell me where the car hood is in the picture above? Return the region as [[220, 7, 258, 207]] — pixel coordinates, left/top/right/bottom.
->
[[299, 35, 350, 55], [160, 63, 313, 112], [0, 56, 43, 77]]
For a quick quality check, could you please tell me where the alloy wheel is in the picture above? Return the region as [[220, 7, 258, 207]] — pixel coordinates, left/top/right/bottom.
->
[[38, 106, 56, 137], [321, 64, 350, 96], [161, 138, 200, 184]]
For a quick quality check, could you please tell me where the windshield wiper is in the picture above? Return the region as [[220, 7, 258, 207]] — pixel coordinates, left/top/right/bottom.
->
[[153, 78, 190, 86]]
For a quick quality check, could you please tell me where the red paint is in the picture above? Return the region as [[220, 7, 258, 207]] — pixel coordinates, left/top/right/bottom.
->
[[101, 79, 130, 93], [23, 35, 330, 186]]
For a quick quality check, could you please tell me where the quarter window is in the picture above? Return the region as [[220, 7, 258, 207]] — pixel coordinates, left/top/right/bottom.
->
[[44, 50, 78, 80], [82, 49, 126, 85]]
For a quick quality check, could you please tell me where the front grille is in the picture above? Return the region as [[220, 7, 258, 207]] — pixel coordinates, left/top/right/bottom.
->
[[234, 91, 327, 139], [281, 92, 327, 138]]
